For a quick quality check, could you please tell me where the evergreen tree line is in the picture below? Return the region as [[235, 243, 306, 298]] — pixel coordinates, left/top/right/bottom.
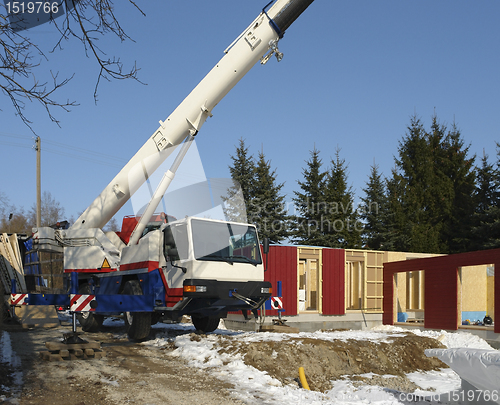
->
[[227, 115, 500, 254], [3, 114, 499, 254]]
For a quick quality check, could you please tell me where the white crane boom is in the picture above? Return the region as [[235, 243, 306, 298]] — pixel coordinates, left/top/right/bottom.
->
[[71, 0, 314, 231]]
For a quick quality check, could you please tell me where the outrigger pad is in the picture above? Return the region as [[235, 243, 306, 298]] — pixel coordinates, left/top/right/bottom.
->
[[63, 332, 88, 345], [40, 336, 105, 361]]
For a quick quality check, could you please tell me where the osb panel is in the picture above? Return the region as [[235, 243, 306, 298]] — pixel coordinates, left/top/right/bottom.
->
[[460, 265, 488, 312]]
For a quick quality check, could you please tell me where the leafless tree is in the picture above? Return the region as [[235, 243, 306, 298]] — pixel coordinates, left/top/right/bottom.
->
[[0, 191, 11, 224], [0, 0, 145, 132], [28, 190, 65, 227], [0, 190, 8, 209], [0, 192, 31, 234]]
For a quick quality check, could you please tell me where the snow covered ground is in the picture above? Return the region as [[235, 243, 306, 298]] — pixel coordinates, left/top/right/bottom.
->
[[0, 330, 23, 401], [142, 322, 497, 405], [1, 319, 498, 404]]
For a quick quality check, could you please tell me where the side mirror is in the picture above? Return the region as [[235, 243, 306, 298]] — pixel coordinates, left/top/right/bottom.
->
[[174, 264, 187, 274], [166, 247, 180, 261], [166, 248, 187, 273], [263, 237, 270, 254], [262, 237, 270, 272]]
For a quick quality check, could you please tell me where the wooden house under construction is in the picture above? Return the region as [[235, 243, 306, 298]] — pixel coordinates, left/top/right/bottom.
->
[[226, 245, 499, 348], [2, 233, 499, 347], [226, 245, 439, 331]]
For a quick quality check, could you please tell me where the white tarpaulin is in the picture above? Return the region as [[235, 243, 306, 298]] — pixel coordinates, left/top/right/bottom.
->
[[425, 347, 500, 396]]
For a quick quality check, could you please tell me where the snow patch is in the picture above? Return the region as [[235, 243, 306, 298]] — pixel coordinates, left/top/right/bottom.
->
[[0, 331, 23, 402], [158, 325, 496, 404]]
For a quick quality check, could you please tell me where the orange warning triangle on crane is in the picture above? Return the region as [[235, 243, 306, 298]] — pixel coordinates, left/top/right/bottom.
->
[[101, 258, 111, 269]]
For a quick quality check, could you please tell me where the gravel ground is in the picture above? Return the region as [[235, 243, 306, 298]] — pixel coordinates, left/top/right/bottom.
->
[[0, 313, 448, 404], [0, 320, 245, 405]]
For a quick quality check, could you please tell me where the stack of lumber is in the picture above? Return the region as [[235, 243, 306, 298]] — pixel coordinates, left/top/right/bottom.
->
[[0, 233, 25, 294]]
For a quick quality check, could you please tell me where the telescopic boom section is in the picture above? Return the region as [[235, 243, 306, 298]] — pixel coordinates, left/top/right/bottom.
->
[[71, 0, 314, 231]]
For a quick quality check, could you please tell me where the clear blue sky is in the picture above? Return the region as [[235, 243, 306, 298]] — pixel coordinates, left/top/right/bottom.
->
[[1, 1, 499, 224]]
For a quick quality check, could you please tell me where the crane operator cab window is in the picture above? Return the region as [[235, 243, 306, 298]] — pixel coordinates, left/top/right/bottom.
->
[[191, 219, 262, 266], [143, 213, 176, 239]]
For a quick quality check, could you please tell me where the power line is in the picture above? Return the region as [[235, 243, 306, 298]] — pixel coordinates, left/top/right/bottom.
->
[[0, 134, 234, 183], [0, 132, 32, 141], [0, 140, 32, 149], [42, 138, 127, 164], [42, 147, 124, 168], [0, 133, 126, 167]]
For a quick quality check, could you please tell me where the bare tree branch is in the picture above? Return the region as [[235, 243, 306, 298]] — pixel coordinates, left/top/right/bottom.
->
[[0, 0, 145, 132], [51, 0, 145, 102]]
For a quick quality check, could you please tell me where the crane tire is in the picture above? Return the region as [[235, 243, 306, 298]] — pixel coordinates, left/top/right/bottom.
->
[[75, 284, 104, 332], [192, 315, 220, 333], [151, 312, 162, 325], [123, 280, 151, 341]]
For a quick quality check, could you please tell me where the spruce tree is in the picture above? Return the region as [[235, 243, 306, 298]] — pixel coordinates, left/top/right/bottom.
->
[[324, 147, 362, 248], [391, 116, 440, 253], [384, 169, 411, 251], [472, 145, 500, 249], [226, 138, 256, 223], [388, 115, 476, 253], [360, 163, 389, 250], [292, 148, 328, 246], [475, 151, 497, 213], [222, 179, 248, 223], [251, 151, 290, 243], [439, 122, 476, 252]]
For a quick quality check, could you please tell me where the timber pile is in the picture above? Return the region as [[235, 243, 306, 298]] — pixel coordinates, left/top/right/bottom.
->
[[40, 339, 106, 361], [0, 233, 25, 293], [1, 234, 61, 328]]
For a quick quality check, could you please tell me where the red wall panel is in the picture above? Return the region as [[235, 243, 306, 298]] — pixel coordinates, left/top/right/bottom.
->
[[264, 246, 298, 316], [424, 265, 458, 330], [384, 248, 500, 334], [322, 248, 345, 315], [383, 269, 395, 325]]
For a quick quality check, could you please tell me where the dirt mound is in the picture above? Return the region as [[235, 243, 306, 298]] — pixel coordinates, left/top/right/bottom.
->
[[211, 332, 447, 393]]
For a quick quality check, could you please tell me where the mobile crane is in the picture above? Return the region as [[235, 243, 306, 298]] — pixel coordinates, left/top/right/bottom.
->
[[10, 0, 315, 340]]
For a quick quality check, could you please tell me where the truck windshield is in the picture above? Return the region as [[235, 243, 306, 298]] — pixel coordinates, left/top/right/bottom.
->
[[192, 219, 262, 265]]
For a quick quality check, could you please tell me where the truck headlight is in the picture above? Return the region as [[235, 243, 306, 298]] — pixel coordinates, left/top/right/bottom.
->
[[261, 287, 272, 294], [184, 285, 207, 293]]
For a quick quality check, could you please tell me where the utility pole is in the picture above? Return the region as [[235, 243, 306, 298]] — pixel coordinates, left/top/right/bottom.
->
[[34, 136, 41, 228]]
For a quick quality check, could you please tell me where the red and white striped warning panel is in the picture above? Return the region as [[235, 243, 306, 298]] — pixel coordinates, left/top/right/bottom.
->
[[10, 293, 28, 306], [271, 296, 283, 309], [70, 294, 96, 312]]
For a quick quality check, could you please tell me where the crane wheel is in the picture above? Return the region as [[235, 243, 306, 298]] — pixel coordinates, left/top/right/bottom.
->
[[75, 284, 104, 332], [191, 315, 220, 333], [123, 280, 151, 341]]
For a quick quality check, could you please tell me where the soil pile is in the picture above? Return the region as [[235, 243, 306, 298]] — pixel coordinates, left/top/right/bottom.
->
[[213, 332, 447, 393]]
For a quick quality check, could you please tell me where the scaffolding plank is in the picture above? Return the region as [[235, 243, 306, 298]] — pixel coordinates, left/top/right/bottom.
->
[[0, 234, 25, 291], [8, 234, 24, 273]]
